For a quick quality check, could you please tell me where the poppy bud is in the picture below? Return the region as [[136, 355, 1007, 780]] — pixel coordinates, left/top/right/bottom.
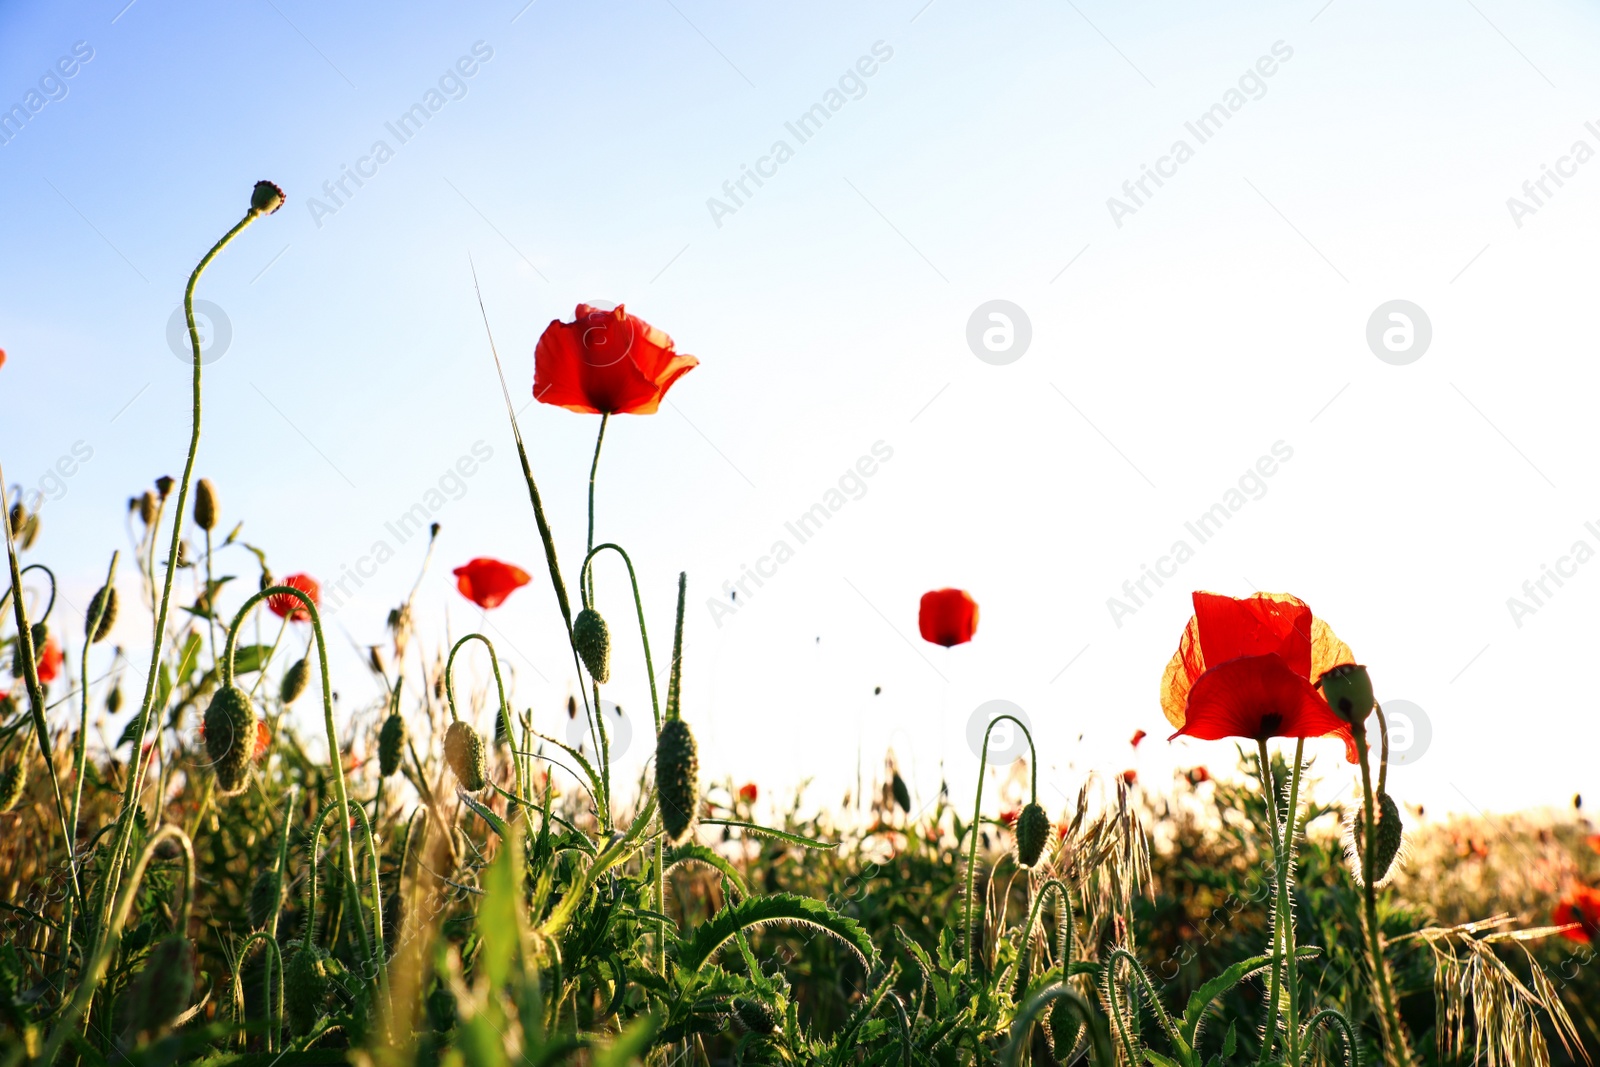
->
[[86, 585, 118, 643], [280, 658, 309, 705], [1048, 996, 1083, 1059], [251, 181, 286, 216], [29, 622, 46, 651], [573, 608, 611, 684], [891, 772, 911, 814], [379, 712, 406, 777], [566, 694, 577, 719], [154, 475, 174, 499], [248, 868, 282, 929], [284, 942, 330, 1034], [204, 684, 257, 796], [733, 997, 780, 1035], [194, 478, 218, 531], [368, 645, 386, 676], [444, 720, 487, 791], [1348, 791, 1405, 887], [137, 491, 156, 526], [106, 685, 122, 714], [1317, 664, 1374, 725], [0, 757, 26, 812], [7, 500, 24, 537], [120, 934, 195, 1040], [655, 718, 699, 845], [1014, 802, 1050, 868], [383, 889, 405, 954]]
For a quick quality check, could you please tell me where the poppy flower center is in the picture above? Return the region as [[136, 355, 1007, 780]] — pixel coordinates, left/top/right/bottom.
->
[[1257, 712, 1283, 738]]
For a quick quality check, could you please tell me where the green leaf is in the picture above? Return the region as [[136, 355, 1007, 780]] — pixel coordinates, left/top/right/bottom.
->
[[228, 643, 274, 676], [478, 826, 523, 992], [1178, 946, 1320, 1046], [679, 893, 878, 972], [459, 789, 510, 840], [699, 819, 840, 850]]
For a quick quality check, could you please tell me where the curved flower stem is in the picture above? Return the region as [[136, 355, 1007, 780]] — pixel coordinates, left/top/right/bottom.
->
[[306, 795, 387, 1001], [1301, 1007, 1361, 1067], [98, 204, 270, 944], [0, 560, 58, 623], [1105, 946, 1182, 1057], [1017, 878, 1074, 992], [0, 480, 82, 918], [964, 713, 1036, 973], [1355, 707, 1412, 1067], [235, 932, 284, 1053], [267, 785, 297, 940], [444, 633, 522, 801], [44, 824, 193, 1066], [585, 413, 609, 598]]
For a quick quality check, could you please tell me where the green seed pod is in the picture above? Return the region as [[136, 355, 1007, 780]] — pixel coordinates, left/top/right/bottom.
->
[[6, 500, 24, 537], [248, 868, 282, 929], [733, 996, 780, 1035], [193, 478, 218, 531], [379, 713, 406, 777], [1318, 663, 1374, 724], [284, 941, 330, 1035], [383, 889, 405, 955], [891, 772, 911, 814], [204, 684, 257, 796], [572, 608, 612, 684], [444, 720, 487, 791], [1014, 802, 1051, 869], [280, 657, 310, 705], [1047, 994, 1084, 1060], [86, 585, 118, 643], [655, 718, 699, 845], [251, 180, 286, 215], [1349, 791, 1405, 887], [106, 684, 122, 714], [137, 490, 156, 526], [154, 475, 174, 499], [0, 757, 27, 813], [121, 935, 195, 1040]]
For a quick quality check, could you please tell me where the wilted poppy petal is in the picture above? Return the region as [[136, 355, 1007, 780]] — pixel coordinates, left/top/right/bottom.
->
[[1172, 654, 1347, 743]]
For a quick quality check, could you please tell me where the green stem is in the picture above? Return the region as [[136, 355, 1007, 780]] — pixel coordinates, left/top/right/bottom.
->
[[586, 412, 608, 598], [71, 554, 119, 881], [1016, 878, 1073, 994], [963, 713, 1036, 973], [1105, 946, 1183, 1056], [445, 633, 522, 801], [1356, 709, 1411, 1067], [1257, 739, 1285, 1067], [1282, 738, 1306, 1064], [98, 205, 269, 944], [235, 932, 284, 1053], [267, 785, 297, 940]]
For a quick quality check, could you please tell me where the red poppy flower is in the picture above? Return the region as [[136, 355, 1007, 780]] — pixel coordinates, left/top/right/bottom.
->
[[1120, 769, 1138, 786], [918, 588, 978, 647], [0, 349, 7, 370], [1187, 766, 1212, 785], [34, 635, 62, 684], [1587, 833, 1600, 855], [198, 718, 272, 760], [1553, 886, 1600, 944], [1160, 591, 1359, 761], [999, 806, 1021, 827], [738, 782, 758, 803], [268, 574, 320, 622], [534, 304, 698, 415], [1130, 729, 1147, 748], [452, 558, 531, 610]]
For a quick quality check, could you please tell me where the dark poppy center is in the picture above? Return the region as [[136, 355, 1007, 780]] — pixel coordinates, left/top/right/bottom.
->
[[1257, 712, 1283, 738]]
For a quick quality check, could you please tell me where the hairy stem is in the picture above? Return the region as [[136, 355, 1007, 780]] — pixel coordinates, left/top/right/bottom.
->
[[964, 713, 1036, 972]]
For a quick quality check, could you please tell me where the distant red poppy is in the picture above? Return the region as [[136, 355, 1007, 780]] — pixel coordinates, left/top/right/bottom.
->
[[918, 588, 978, 647], [1587, 833, 1600, 855], [1160, 591, 1359, 761], [1187, 766, 1212, 785], [452, 558, 531, 610], [1120, 769, 1138, 786], [34, 635, 62, 684], [268, 574, 320, 622], [1130, 729, 1147, 748], [198, 718, 271, 760], [0, 349, 7, 370], [534, 304, 698, 415], [999, 806, 1021, 827], [738, 782, 758, 804], [1554, 886, 1600, 944]]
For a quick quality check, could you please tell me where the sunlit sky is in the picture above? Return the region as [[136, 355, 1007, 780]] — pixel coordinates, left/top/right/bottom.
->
[[5, 0, 1600, 822]]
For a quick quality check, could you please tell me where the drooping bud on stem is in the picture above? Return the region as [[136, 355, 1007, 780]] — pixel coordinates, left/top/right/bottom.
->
[[379, 712, 406, 777], [1014, 801, 1050, 868], [445, 720, 487, 791], [573, 607, 611, 684], [87, 584, 118, 643], [280, 657, 310, 704], [655, 572, 697, 844], [203, 684, 257, 796]]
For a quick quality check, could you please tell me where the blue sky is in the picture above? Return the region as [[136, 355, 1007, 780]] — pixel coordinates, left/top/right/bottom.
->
[[5, 0, 1600, 819]]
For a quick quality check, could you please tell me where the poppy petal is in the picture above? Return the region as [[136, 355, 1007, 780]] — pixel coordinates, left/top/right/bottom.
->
[[1171, 654, 1347, 743], [1192, 591, 1314, 679]]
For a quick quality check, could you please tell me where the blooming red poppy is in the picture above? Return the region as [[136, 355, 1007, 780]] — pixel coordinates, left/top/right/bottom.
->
[[452, 558, 531, 610], [1160, 591, 1359, 761], [999, 806, 1021, 827], [34, 635, 62, 684], [738, 782, 758, 804], [1553, 886, 1600, 944], [1130, 729, 1147, 748], [918, 588, 978, 647], [268, 574, 320, 622], [534, 304, 698, 416], [1120, 769, 1138, 786]]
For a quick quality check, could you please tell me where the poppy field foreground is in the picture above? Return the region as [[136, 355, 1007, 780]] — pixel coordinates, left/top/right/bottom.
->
[[2, 186, 1598, 1067]]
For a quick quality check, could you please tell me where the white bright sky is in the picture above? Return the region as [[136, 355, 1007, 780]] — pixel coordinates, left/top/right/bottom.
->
[[4, 0, 1599, 822]]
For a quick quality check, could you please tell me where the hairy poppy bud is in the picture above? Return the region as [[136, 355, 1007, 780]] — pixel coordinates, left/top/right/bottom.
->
[[1048, 995, 1083, 1059], [573, 608, 612, 684], [1014, 802, 1050, 868], [106, 685, 122, 714], [194, 478, 218, 531], [248, 868, 282, 929], [251, 181, 286, 215], [891, 772, 911, 814], [1348, 791, 1405, 887], [154, 475, 174, 499], [379, 712, 406, 777], [87, 585, 118, 643], [280, 658, 309, 705], [655, 718, 699, 844], [284, 942, 330, 1034], [733, 997, 780, 1035], [121, 934, 195, 1040], [1318, 664, 1374, 725], [7, 500, 24, 537], [0, 757, 26, 812], [137, 491, 156, 526], [445, 720, 487, 791], [204, 684, 257, 795]]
